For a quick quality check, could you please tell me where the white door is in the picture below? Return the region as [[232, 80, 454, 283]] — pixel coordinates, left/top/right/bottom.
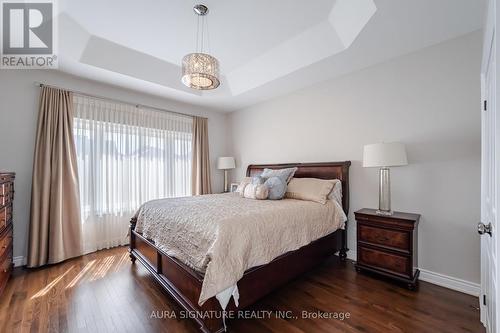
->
[[480, 1, 498, 332]]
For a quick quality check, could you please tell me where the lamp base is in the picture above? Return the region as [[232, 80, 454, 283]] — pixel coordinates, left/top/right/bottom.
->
[[223, 170, 229, 193], [378, 167, 391, 214], [376, 209, 393, 216]]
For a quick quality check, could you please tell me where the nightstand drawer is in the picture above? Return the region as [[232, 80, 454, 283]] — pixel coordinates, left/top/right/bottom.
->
[[358, 246, 410, 277], [358, 224, 410, 253]]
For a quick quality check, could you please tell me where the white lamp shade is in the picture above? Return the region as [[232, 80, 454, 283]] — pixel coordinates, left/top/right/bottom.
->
[[363, 143, 408, 167], [217, 157, 236, 170]]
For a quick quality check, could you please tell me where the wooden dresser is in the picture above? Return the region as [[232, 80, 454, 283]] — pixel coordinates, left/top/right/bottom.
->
[[354, 208, 420, 289], [0, 172, 14, 296]]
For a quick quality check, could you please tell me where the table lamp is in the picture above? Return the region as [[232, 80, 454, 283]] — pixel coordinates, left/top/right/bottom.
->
[[217, 157, 235, 192], [363, 143, 408, 215]]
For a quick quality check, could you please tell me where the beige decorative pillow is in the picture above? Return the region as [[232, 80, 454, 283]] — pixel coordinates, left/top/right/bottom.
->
[[236, 177, 252, 195], [327, 179, 342, 204], [243, 183, 269, 200], [286, 178, 335, 204]]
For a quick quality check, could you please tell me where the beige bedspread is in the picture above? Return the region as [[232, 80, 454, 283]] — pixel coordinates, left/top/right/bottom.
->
[[134, 193, 346, 305]]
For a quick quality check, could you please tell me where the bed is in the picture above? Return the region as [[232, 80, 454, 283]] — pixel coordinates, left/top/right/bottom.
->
[[129, 161, 351, 332]]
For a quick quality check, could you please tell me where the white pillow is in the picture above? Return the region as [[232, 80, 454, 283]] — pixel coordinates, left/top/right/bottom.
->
[[236, 177, 252, 195], [285, 178, 335, 204], [243, 183, 269, 200]]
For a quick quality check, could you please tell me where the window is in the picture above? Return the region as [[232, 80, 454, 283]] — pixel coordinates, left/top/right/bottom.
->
[[73, 95, 192, 253]]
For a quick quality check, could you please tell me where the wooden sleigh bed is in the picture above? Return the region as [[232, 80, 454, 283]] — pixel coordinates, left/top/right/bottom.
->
[[129, 161, 351, 332]]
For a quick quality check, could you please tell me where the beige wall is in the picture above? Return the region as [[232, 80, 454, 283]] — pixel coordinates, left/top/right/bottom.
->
[[227, 31, 482, 284], [0, 70, 229, 261]]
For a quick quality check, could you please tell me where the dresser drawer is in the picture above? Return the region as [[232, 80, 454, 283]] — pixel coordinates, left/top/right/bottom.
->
[[0, 251, 12, 294], [358, 223, 410, 253], [0, 205, 12, 232], [1, 251, 12, 271], [0, 174, 13, 183], [358, 246, 411, 277], [0, 226, 12, 259], [0, 182, 13, 207], [0, 173, 14, 297], [0, 193, 12, 207]]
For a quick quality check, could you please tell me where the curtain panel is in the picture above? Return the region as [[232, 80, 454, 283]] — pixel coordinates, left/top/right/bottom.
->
[[73, 96, 193, 253], [28, 87, 83, 267], [192, 116, 212, 195]]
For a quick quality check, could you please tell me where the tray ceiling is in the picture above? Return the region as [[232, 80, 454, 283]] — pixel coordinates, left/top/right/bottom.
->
[[56, 0, 486, 111]]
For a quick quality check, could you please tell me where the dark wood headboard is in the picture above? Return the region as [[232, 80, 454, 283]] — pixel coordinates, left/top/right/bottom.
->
[[246, 161, 351, 215]]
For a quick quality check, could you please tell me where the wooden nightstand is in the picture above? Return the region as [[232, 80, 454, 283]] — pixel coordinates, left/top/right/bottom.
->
[[354, 208, 420, 289]]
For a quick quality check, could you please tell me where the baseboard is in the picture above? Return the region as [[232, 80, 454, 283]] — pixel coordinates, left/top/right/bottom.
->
[[419, 269, 480, 297], [13, 256, 26, 267], [343, 250, 480, 297], [346, 249, 356, 261]]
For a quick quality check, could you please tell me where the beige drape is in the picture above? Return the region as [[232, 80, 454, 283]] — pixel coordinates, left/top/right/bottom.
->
[[27, 86, 83, 267], [191, 116, 212, 195]]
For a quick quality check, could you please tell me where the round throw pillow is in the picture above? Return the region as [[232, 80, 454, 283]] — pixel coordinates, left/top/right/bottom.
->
[[264, 176, 287, 200], [251, 175, 266, 185]]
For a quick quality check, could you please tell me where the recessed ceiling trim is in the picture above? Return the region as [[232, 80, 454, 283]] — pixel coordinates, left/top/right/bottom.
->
[[226, 0, 376, 95]]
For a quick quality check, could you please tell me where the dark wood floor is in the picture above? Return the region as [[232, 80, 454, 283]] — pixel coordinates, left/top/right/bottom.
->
[[0, 247, 484, 333]]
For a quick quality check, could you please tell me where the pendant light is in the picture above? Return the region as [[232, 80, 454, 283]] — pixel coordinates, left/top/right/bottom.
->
[[181, 4, 220, 90]]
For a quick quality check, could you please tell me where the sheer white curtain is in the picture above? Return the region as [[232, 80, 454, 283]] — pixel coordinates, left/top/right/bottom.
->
[[73, 95, 193, 253]]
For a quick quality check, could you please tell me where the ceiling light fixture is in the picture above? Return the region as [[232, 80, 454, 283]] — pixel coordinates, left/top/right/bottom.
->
[[181, 4, 220, 90]]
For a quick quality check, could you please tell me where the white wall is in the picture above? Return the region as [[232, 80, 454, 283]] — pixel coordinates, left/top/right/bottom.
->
[[228, 31, 482, 285], [0, 70, 229, 261]]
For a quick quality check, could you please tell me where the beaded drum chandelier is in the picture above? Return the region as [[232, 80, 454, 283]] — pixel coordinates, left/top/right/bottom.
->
[[181, 4, 220, 90]]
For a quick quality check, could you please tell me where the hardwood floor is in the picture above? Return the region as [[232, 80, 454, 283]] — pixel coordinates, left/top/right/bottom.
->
[[0, 247, 483, 333]]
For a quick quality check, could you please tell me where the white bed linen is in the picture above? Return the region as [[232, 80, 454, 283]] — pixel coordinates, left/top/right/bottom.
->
[[134, 193, 346, 307]]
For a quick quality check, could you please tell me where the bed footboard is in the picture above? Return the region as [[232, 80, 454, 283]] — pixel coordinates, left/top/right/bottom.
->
[[130, 217, 225, 332], [129, 217, 345, 333]]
